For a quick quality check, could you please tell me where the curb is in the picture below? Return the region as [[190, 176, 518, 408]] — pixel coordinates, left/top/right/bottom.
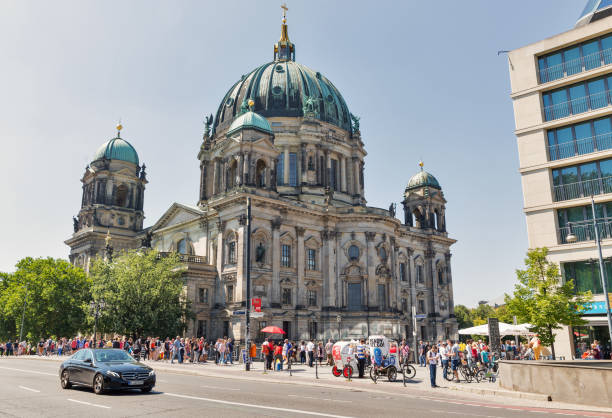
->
[[446, 384, 551, 402]]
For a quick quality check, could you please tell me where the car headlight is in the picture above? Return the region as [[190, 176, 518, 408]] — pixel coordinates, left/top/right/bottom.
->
[[106, 371, 120, 378], [148, 370, 155, 376]]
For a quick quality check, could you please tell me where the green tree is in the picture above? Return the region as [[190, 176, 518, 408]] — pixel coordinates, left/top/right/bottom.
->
[[505, 248, 591, 359], [0, 258, 90, 341], [89, 249, 191, 339], [454, 304, 473, 329], [471, 303, 496, 326]]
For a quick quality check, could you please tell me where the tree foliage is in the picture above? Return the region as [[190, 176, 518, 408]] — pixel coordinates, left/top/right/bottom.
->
[[0, 258, 90, 341], [504, 248, 591, 357], [454, 305, 473, 329], [89, 249, 191, 339]]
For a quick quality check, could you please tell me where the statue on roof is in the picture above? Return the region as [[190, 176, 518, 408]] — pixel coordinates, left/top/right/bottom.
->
[[350, 113, 360, 132], [204, 113, 213, 138]]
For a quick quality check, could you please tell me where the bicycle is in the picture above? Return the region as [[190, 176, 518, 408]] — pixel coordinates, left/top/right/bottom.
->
[[400, 359, 417, 380]]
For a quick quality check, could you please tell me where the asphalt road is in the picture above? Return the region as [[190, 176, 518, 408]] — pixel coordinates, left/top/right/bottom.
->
[[0, 358, 609, 418]]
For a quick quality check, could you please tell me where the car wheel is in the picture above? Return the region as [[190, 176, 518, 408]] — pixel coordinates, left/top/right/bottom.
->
[[60, 370, 72, 389], [141, 386, 152, 393], [93, 374, 105, 395]]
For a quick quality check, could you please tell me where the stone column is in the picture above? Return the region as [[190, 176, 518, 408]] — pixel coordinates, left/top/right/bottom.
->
[[352, 157, 360, 197], [407, 248, 416, 338], [199, 161, 207, 200], [365, 232, 377, 309], [271, 218, 281, 306], [212, 159, 219, 196], [296, 227, 305, 307], [445, 253, 454, 316], [390, 237, 398, 310], [216, 220, 225, 280], [325, 150, 330, 188], [340, 157, 347, 193], [237, 216, 246, 302], [299, 144, 306, 186], [283, 149, 289, 186], [425, 245, 437, 340], [238, 153, 244, 186]]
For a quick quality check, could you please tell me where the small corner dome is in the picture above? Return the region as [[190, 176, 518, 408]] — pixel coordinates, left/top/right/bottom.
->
[[227, 110, 273, 137], [406, 169, 441, 192], [92, 137, 139, 165]]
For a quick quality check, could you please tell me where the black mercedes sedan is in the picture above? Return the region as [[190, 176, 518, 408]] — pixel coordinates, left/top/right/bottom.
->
[[59, 348, 155, 394]]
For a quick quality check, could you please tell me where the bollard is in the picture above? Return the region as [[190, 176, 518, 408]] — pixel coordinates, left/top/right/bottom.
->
[[289, 358, 292, 377], [315, 357, 319, 379]]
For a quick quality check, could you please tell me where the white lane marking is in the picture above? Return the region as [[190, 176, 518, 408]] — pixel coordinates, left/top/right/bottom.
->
[[164, 392, 354, 418], [200, 385, 240, 391], [554, 414, 576, 416], [67, 399, 111, 409], [0, 366, 55, 376], [288, 394, 350, 403], [18, 385, 40, 393]]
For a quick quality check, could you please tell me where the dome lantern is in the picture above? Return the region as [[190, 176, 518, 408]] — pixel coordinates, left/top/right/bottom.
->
[[274, 3, 295, 62]]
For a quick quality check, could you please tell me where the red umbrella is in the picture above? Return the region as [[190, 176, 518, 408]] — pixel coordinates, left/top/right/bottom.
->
[[260, 326, 285, 334]]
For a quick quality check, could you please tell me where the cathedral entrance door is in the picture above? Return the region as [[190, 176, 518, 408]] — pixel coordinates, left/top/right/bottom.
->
[[347, 282, 362, 311]]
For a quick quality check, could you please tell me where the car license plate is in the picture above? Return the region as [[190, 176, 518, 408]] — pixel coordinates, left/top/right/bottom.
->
[[128, 380, 143, 386]]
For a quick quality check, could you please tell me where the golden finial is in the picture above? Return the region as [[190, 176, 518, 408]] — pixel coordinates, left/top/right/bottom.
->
[[248, 99, 255, 110], [116, 120, 123, 138], [419, 160, 424, 170], [281, 3, 288, 24], [105, 230, 112, 246]]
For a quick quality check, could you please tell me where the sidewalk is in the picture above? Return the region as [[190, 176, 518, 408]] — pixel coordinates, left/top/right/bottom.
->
[[7, 355, 612, 414]]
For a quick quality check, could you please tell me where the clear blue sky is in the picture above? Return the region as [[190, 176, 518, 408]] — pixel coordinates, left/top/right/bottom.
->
[[0, 0, 585, 306]]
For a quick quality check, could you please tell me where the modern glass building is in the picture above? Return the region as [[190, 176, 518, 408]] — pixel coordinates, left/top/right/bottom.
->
[[508, 2, 612, 359]]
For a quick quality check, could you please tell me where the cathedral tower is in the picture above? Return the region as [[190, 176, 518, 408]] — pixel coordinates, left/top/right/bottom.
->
[[65, 124, 147, 272]]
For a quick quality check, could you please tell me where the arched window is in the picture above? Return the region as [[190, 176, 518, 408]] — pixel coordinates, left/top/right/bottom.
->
[[115, 184, 128, 207], [379, 247, 387, 260], [228, 160, 238, 189], [256, 160, 267, 188], [348, 245, 360, 261], [177, 239, 187, 254]]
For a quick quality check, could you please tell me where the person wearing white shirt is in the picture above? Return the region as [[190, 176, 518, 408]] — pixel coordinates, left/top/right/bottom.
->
[[306, 340, 315, 367], [427, 345, 440, 388]]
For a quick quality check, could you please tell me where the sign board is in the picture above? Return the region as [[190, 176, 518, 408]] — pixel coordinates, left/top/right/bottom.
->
[[488, 317, 501, 356], [580, 301, 612, 314], [232, 310, 245, 315], [252, 298, 262, 313], [414, 314, 427, 319], [251, 312, 264, 318]]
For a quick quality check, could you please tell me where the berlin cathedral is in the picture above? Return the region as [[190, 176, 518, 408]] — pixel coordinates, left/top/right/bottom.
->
[[66, 12, 458, 343]]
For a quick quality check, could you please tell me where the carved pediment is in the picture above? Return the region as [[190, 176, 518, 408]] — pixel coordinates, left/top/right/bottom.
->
[[151, 203, 204, 231], [375, 263, 391, 278]]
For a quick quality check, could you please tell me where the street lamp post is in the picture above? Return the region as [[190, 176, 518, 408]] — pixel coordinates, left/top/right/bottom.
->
[[18, 284, 28, 344], [90, 300, 106, 349], [245, 197, 252, 371], [336, 315, 341, 340], [566, 195, 612, 351]]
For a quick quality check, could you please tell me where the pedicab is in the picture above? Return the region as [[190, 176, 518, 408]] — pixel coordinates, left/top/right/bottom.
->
[[367, 335, 399, 382], [331, 341, 359, 378]]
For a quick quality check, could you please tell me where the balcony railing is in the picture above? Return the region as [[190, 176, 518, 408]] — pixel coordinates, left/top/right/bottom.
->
[[539, 47, 612, 84], [544, 90, 611, 121], [157, 252, 206, 264], [559, 218, 612, 244], [548, 132, 612, 161], [553, 175, 612, 201]]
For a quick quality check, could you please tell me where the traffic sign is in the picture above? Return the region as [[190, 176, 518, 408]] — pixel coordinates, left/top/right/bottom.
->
[[232, 310, 245, 315], [251, 312, 264, 318], [414, 314, 427, 319]]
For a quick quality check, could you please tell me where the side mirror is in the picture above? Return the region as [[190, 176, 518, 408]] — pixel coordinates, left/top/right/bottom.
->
[[83, 358, 92, 363]]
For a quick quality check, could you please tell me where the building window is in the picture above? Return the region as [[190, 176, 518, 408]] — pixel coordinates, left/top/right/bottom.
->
[[552, 157, 612, 201], [379, 247, 387, 260], [226, 285, 234, 303], [281, 244, 291, 267], [198, 288, 209, 304], [538, 33, 612, 83], [418, 299, 425, 313], [377, 284, 386, 310], [308, 290, 317, 306], [276, 155, 284, 186], [289, 152, 297, 186], [547, 116, 612, 161], [416, 265, 424, 283], [399, 262, 406, 281], [282, 288, 292, 305], [347, 282, 362, 311], [228, 241, 236, 264], [543, 74, 612, 121], [401, 297, 408, 312], [563, 260, 612, 295], [177, 239, 188, 255], [197, 320, 207, 338], [438, 270, 444, 285], [557, 202, 612, 243], [348, 245, 360, 261], [330, 158, 338, 191], [307, 249, 316, 270]]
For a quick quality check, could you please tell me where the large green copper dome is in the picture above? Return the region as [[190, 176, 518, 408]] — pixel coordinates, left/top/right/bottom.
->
[[92, 137, 139, 165], [213, 61, 352, 135], [406, 168, 441, 191]]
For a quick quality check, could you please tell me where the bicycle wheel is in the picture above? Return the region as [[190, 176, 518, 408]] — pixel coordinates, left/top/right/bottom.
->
[[443, 366, 454, 381], [387, 366, 397, 382], [403, 364, 417, 379], [459, 366, 471, 383], [369, 366, 378, 383], [475, 370, 486, 382]]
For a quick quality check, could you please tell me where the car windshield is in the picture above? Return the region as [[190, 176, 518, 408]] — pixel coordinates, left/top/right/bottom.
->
[[94, 349, 134, 363]]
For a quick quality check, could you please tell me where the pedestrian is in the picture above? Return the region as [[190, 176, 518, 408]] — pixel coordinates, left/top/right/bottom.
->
[[227, 338, 234, 364], [317, 342, 324, 365], [427, 345, 440, 388], [356, 339, 366, 378], [325, 339, 334, 366], [418, 340, 427, 367], [450, 340, 460, 382], [171, 336, 180, 364], [306, 339, 315, 367], [299, 341, 306, 364], [439, 341, 449, 379]]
